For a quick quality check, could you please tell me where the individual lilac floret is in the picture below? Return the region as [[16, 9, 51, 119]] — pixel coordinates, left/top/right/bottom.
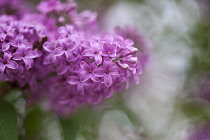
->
[[0, 52, 18, 75], [13, 45, 41, 70], [53, 38, 76, 61], [94, 58, 120, 87], [80, 61, 98, 82], [82, 41, 103, 65], [102, 43, 117, 57]]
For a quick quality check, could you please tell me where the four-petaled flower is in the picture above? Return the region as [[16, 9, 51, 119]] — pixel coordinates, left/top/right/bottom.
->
[[83, 41, 103, 65], [53, 38, 76, 62], [13, 45, 41, 69], [102, 43, 117, 57], [94, 58, 120, 87], [80, 61, 99, 82], [0, 52, 18, 75]]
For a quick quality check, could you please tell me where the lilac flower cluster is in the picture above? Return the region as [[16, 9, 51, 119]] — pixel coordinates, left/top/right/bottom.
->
[[0, 0, 147, 114], [0, 17, 43, 87]]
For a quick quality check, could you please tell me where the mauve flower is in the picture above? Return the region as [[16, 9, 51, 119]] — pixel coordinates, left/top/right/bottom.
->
[[67, 76, 87, 94], [1, 36, 13, 51], [94, 58, 120, 87], [102, 43, 117, 57], [10, 33, 32, 49], [101, 77, 123, 98], [80, 61, 99, 82], [6, 65, 24, 80], [0, 52, 18, 75], [13, 45, 41, 69], [53, 38, 76, 62], [56, 57, 78, 75], [58, 25, 73, 36], [83, 41, 103, 65], [0, 25, 14, 41]]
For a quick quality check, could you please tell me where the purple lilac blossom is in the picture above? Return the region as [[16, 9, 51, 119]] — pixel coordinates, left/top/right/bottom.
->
[[0, 15, 44, 89], [0, 0, 147, 115], [43, 24, 143, 114]]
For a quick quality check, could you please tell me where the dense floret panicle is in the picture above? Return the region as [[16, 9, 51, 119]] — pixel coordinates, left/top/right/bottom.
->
[[0, 17, 44, 86], [0, 0, 148, 115], [43, 25, 142, 114]]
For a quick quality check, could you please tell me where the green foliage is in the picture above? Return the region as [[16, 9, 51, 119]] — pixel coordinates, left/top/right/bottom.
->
[[24, 106, 63, 140], [60, 107, 102, 140], [0, 100, 18, 140], [179, 99, 210, 121], [189, 22, 210, 75]]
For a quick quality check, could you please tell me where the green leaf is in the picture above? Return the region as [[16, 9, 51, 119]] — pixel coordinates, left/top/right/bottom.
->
[[60, 107, 102, 140], [0, 100, 18, 140], [24, 106, 63, 140], [179, 99, 210, 121]]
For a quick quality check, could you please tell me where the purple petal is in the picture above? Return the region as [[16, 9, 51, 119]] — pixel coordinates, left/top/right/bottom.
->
[[58, 25, 73, 34], [58, 38, 67, 47], [80, 72, 90, 82], [0, 58, 4, 63], [94, 55, 102, 65], [90, 82, 101, 91], [0, 65, 6, 75], [125, 39, 134, 46], [57, 66, 68, 75], [4, 52, 12, 61], [67, 41, 75, 50], [0, 33, 6, 41], [80, 61, 90, 71], [16, 44, 28, 52], [58, 26, 67, 34], [47, 53, 56, 64], [6, 61, 18, 69], [103, 35, 113, 44], [2, 42, 11, 51], [90, 74, 99, 82], [90, 62, 98, 70], [125, 78, 130, 89], [16, 33, 24, 42], [103, 58, 113, 68], [13, 52, 23, 60], [93, 67, 105, 77], [109, 68, 120, 75], [104, 74, 112, 87], [53, 47, 64, 56], [102, 88, 113, 98], [65, 25, 73, 34], [134, 74, 139, 84], [65, 51, 74, 62], [23, 58, 33, 70], [68, 76, 79, 85], [112, 84, 123, 92], [25, 51, 38, 58], [77, 83, 84, 94], [83, 49, 94, 56], [43, 42, 55, 52], [88, 92, 102, 105], [91, 42, 103, 50]]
